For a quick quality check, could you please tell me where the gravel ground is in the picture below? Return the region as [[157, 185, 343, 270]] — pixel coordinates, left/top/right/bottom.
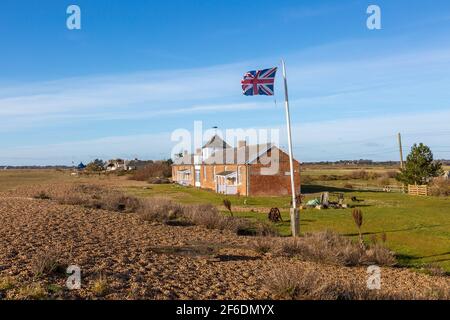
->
[[0, 183, 448, 300]]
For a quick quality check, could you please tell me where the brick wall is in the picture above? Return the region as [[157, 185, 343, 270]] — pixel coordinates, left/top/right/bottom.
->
[[172, 165, 194, 186], [248, 148, 301, 196]]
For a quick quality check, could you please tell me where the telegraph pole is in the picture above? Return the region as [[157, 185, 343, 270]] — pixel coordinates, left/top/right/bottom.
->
[[398, 133, 404, 169]]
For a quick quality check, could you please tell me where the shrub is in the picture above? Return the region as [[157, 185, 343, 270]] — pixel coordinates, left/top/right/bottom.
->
[[34, 191, 51, 200], [57, 184, 140, 213], [301, 175, 313, 184], [277, 231, 395, 267], [349, 170, 369, 180], [423, 263, 447, 277], [130, 161, 171, 181], [148, 177, 171, 184], [0, 277, 15, 291], [30, 249, 67, 278], [184, 204, 247, 232], [429, 178, 450, 197], [385, 171, 398, 179], [253, 238, 274, 254], [138, 198, 184, 223], [17, 283, 47, 300], [377, 177, 391, 186], [102, 193, 140, 213], [266, 265, 380, 300], [266, 264, 449, 300], [363, 243, 396, 266]]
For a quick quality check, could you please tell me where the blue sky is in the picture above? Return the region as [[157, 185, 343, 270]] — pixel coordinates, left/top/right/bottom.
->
[[1, 0, 450, 165]]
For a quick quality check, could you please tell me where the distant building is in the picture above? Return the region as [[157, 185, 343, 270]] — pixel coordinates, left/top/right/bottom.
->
[[105, 159, 126, 171], [105, 158, 153, 171], [172, 135, 301, 196]]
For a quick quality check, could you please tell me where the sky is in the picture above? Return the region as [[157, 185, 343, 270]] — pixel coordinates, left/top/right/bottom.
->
[[1, 0, 450, 165]]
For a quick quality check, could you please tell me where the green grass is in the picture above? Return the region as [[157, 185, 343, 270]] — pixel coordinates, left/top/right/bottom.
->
[[126, 183, 450, 272]]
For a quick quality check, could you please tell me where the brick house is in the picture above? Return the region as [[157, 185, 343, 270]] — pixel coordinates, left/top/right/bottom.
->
[[172, 135, 301, 196]]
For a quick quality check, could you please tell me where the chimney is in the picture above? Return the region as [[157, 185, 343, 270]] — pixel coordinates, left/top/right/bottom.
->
[[238, 140, 247, 148]]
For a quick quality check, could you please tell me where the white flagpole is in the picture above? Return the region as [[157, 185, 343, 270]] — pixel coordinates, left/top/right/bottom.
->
[[281, 59, 300, 236]]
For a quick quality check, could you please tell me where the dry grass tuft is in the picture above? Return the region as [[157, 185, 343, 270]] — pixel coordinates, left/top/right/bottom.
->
[[253, 237, 275, 254], [274, 231, 395, 267], [57, 184, 140, 213], [138, 197, 185, 223], [33, 191, 52, 200], [185, 204, 247, 232], [364, 243, 397, 266], [30, 248, 68, 278], [0, 276, 15, 291], [265, 264, 449, 300], [429, 177, 450, 197], [92, 275, 109, 297], [423, 263, 447, 277], [16, 283, 47, 300]]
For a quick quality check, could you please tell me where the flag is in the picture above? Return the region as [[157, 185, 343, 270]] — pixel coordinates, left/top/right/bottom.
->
[[241, 67, 277, 96]]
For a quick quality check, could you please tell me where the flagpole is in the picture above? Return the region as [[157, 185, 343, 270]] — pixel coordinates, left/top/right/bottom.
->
[[281, 59, 300, 237]]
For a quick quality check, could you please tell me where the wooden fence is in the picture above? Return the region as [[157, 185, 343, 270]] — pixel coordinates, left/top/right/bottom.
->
[[408, 185, 429, 196]]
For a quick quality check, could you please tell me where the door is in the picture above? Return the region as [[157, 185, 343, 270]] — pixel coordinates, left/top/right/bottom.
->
[[195, 169, 201, 187]]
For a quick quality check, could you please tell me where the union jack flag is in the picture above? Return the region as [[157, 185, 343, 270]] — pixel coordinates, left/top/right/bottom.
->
[[241, 67, 277, 96]]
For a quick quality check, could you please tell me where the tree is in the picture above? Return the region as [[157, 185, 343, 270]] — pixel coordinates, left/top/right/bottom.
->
[[86, 159, 105, 172], [396, 143, 443, 185]]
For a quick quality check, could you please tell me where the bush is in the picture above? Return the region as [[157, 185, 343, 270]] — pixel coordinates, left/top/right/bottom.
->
[[184, 204, 247, 232], [17, 283, 47, 300], [429, 178, 450, 196], [33, 191, 51, 200], [148, 177, 171, 184], [102, 193, 140, 213], [57, 184, 140, 213], [277, 231, 395, 267], [364, 243, 396, 266], [30, 249, 67, 278], [377, 177, 391, 186], [348, 170, 370, 180], [0, 277, 15, 291], [253, 238, 274, 254], [265, 265, 384, 300], [130, 161, 171, 181], [137, 198, 263, 236], [138, 198, 184, 223], [266, 264, 450, 300]]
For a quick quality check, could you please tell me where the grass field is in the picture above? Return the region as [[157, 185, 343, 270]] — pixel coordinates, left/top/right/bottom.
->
[[0, 169, 70, 192], [125, 167, 450, 273]]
